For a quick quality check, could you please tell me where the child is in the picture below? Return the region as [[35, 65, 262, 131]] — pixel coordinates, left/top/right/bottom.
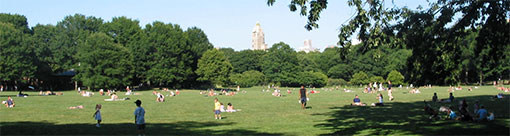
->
[[226, 103, 237, 112], [220, 103, 226, 112], [214, 98, 221, 119], [93, 104, 102, 127]]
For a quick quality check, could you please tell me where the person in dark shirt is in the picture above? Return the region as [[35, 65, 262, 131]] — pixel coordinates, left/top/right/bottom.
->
[[352, 95, 365, 106], [432, 93, 438, 102], [449, 93, 454, 102], [299, 86, 307, 109]]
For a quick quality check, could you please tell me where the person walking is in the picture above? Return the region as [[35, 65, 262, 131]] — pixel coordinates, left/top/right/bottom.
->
[[299, 86, 307, 109]]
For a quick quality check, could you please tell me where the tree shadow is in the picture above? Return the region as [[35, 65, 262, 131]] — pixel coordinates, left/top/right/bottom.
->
[[0, 121, 282, 135], [313, 95, 510, 135]]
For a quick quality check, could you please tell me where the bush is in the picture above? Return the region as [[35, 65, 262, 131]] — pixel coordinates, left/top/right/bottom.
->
[[296, 71, 328, 87], [369, 76, 385, 83], [387, 70, 405, 85], [327, 78, 348, 86], [351, 71, 369, 85], [229, 70, 265, 87]]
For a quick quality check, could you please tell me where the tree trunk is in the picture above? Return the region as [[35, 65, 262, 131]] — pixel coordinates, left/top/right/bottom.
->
[[479, 71, 483, 86]]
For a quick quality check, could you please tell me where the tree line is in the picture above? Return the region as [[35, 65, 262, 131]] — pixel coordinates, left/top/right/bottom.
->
[[267, 0, 510, 86], [1, 0, 509, 91]]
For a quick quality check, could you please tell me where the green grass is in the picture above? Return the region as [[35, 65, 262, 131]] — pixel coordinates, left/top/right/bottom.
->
[[0, 86, 509, 135]]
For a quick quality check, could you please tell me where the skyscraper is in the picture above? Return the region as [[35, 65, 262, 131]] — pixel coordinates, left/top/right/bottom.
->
[[299, 39, 318, 53], [252, 22, 268, 50]]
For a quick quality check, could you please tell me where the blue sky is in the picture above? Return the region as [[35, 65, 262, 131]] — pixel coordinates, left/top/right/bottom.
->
[[1, 0, 428, 51]]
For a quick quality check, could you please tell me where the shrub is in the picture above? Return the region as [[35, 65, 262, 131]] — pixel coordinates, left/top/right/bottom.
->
[[296, 71, 328, 87], [230, 70, 265, 87], [387, 70, 405, 85], [327, 78, 348, 86], [369, 76, 385, 83], [351, 71, 369, 85]]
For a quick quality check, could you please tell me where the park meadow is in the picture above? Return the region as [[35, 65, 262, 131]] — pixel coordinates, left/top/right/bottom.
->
[[1, 85, 508, 135]]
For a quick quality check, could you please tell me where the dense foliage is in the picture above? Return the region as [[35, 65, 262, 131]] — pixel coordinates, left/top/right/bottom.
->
[[268, 0, 510, 86], [1, 0, 509, 90]]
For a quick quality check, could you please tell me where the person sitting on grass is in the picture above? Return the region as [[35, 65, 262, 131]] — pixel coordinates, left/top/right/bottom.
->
[[440, 93, 454, 103], [272, 90, 281, 97], [458, 99, 473, 121], [493, 93, 504, 99], [447, 107, 459, 120], [4, 96, 15, 108], [432, 93, 438, 102], [475, 105, 488, 121], [351, 95, 366, 106], [220, 103, 226, 112], [424, 101, 439, 120], [156, 92, 165, 102], [371, 93, 384, 106], [226, 103, 241, 112]]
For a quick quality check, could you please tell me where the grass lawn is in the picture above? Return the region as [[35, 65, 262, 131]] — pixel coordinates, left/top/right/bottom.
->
[[0, 85, 509, 135]]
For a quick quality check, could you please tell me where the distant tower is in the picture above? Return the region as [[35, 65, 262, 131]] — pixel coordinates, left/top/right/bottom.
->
[[252, 22, 268, 50], [299, 39, 318, 53]]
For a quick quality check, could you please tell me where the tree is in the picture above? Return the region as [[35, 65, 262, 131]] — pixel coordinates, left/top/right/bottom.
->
[[369, 76, 385, 83], [144, 22, 194, 87], [196, 49, 233, 86], [327, 64, 353, 80], [297, 51, 321, 72], [230, 49, 265, 73], [183, 27, 214, 87], [0, 22, 36, 84], [0, 13, 31, 33], [75, 33, 133, 89], [386, 70, 404, 86], [230, 70, 265, 87], [54, 14, 104, 73], [262, 42, 301, 86], [297, 71, 328, 87], [351, 71, 369, 85]]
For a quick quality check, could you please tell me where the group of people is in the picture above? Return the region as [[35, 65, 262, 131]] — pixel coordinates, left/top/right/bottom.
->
[[426, 92, 496, 122]]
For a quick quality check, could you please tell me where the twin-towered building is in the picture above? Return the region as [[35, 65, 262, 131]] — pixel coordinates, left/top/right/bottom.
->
[[251, 22, 317, 52]]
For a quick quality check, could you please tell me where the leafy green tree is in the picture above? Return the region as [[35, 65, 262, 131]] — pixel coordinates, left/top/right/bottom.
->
[[351, 71, 369, 85], [317, 47, 344, 74], [0, 22, 36, 83], [297, 71, 328, 87], [327, 78, 348, 86], [0, 13, 31, 33], [144, 22, 194, 87], [183, 27, 214, 87], [230, 49, 265, 73], [386, 70, 404, 86], [297, 51, 321, 72], [196, 49, 233, 86], [27, 24, 60, 84], [327, 64, 353, 80], [100, 16, 142, 46], [219, 48, 236, 61], [75, 33, 133, 89], [369, 76, 385, 83], [262, 42, 301, 86], [230, 70, 265, 87], [55, 14, 104, 72]]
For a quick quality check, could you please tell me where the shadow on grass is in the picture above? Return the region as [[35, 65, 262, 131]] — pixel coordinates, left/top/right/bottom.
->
[[0, 121, 282, 135], [313, 95, 510, 135]]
